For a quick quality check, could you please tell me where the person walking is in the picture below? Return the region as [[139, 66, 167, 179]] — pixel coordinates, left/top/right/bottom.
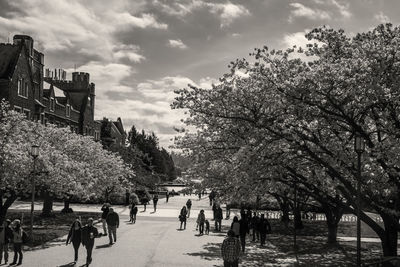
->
[[251, 212, 260, 242], [166, 191, 169, 203], [0, 219, 12, 264], [66, 218, 82, 264], [221, 230, 241, 267], [197, 210, 206, 235], [81, 218, 99, 266], [10, 219, 25, 266], [130, 203, 138, 223], [209, 190, 215, 207], [106, 208, 119, 245], [212, 201, 217, 220], [186, 199, 192, 218], [179, 206, 187, 230], [215, 205, 223, 232], [258, 214, 271, 246], [239, 216, 249, 252], [153, 194, 158, 212], [225, 203, 231, 220], [230, 216, 240, 238], [100, 203, 110, 236]]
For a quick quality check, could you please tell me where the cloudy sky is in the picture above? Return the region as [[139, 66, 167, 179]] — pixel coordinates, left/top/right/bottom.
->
[[0, 0, 398, 148]]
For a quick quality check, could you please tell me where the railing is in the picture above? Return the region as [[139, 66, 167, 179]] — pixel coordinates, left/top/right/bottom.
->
[[362, 257, 400, 267]]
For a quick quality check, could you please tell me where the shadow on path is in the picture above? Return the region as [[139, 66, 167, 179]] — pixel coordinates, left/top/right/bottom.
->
[[57, 262, 76, 267]]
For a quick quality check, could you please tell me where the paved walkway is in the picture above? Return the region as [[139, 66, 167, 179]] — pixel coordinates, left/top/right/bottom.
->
[[11, 196, 296, 267]]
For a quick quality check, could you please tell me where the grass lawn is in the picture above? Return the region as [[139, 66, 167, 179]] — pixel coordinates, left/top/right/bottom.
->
[[6, 209, 101, 247]]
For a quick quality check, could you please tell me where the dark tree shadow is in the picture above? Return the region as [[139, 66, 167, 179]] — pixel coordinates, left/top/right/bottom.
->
[[57, 262, 76, 267], [95, 243, 112, 249]]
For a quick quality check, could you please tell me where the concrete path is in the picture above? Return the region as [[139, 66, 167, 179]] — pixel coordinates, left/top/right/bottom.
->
[[12, 196, 295, 267]]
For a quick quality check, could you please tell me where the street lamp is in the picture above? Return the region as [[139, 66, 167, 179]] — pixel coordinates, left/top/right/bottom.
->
[[354, 134, 365, 267], [30, 144, 39, 243]]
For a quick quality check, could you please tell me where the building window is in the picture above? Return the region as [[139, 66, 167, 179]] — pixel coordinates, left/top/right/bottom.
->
[[23, 109, 30, 119], [66, 104, 70, 117], [17, 78, 28, 98], [50, 97, 55, 111], [14, 105, 22, 113]]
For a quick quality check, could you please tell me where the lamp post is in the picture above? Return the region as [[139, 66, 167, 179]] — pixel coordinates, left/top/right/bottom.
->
[[30, 144, 39, 243], [354, 134, 365, 267]]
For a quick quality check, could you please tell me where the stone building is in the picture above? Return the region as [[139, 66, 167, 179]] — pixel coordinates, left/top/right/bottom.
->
[[0, 34, 100, 140], [98, 117, 126, 149]]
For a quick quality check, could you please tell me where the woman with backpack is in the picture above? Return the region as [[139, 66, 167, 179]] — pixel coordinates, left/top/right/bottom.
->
[[130, 203, 138, 223], [10, 219, 26, 266], [66, 218, 82, 264], [179, 206, 187, 230]]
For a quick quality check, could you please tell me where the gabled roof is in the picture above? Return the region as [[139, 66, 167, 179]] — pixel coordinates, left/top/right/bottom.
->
[[0, 44, 22, 79], [113, 117, 125, 136]]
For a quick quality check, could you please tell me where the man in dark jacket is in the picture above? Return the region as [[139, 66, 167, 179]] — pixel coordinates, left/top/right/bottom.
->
[[153, 194, 158, 212], [186, 199, 192, 218], [258, 214, 271, 246], [239, 217, 249, 252], [81, 218, 99, 266], [215, 205, 223, 232], [100, 203, 110, 236], [0, 220, 13, 264], [106, 208, 119, 245]]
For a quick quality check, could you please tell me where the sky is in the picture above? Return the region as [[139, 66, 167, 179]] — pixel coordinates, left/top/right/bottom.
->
[[0, 0, 398, 149]]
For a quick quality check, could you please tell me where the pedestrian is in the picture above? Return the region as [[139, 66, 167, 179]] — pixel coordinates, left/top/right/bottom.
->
[[10, 219, 26, 266], [215, 204, 223, 232], [153, 194, 158, 212], [166, 191, 169, 203], [198, 191, 201, 200], [197, 210, 206, 235], [239, 216, 249, 252], [251, 212, 260, 242], [130, 203, 138, 223], [179, 206, 188, 230], [106, 208, 119, 245], [225, 203, 231, 220], [66, 218, 82, 264], [205, 220, 210, 235], [221, 229, 241, 267], [240, 207, 246, 220], [258, 214, 271, 246], [209, 190, 214, 206], [81, 218, 99, 266], [212, 201, 217, 220], [143, 196, 148, 212], [186, 199, 192, 218], [0, 219, 12, 264], [230, 216, 240, 238], [100, 203, 110, 236]]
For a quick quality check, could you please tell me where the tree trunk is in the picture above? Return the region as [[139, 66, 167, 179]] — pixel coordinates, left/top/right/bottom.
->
[[61, 199, 73, 213], [380, 213, 398, 258], [327, 223, 338, 244], [0, 191, 18, 224], [41, 191, 54, 217], [294, 208, 304, 230]]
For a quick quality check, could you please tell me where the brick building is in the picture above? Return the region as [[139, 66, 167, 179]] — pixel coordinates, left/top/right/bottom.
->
[[0, 34, 100, 140]]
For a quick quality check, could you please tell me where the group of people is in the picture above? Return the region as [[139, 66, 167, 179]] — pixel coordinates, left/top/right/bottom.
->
[[0, 219, 26, 266], [221, 208, 271, 267]]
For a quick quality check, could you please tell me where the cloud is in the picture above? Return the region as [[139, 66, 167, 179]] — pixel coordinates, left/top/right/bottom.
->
[[153, 0, 250, 28], [330, 0, 351, 18], [374, 11, 390, 23], [167, 39, 188, 49], [113, 13, 168, 30], [207, 2, 250, 27], [283, 30, 310, 48], [113, 44, 146, 63], [231, 33, 242, 38], [288, 3, 330, 22]]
